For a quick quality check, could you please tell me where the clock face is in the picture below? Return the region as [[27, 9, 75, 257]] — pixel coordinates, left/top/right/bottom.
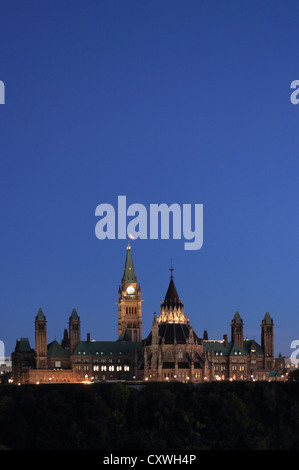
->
[[127, 286, 135, 295]]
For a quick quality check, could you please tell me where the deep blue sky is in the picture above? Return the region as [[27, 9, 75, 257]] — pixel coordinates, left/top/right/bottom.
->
[[1, 1, 298, 358]]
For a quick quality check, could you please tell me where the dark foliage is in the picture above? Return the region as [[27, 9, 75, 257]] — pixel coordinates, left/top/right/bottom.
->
[[0, 381, 298, 450]]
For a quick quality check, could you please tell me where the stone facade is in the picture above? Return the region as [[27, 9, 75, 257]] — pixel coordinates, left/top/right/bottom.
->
[[12, 245, 279, 384]]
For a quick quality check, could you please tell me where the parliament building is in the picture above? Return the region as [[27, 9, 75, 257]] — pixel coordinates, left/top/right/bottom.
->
[[12, 245, 281, 384]]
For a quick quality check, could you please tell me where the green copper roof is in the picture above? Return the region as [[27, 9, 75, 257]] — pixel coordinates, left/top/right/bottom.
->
[[204, 339, 264, 357], [122, 245, 136, 283], [19, 337, 32, 352], [36, 308, 45, 320], [70, 308, 79, 321], [72, 340, 141, 357], [263, 312, 273, 324], [232, 311, 242, 323], [47, 340, 69, 358]]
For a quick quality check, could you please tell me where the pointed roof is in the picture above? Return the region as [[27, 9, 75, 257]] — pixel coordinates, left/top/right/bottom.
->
[[232, 311, 242, 323], [18, 337, 32, 352], [36, 308, 45, 321], [161, 277, 183, 309], [263, 312, 273, 324], [69, 309, 79, 321], [122, 244, 136, 283]]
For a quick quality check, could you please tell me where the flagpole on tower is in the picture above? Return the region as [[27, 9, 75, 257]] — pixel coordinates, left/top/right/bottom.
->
[[127, 233, 135, 249]]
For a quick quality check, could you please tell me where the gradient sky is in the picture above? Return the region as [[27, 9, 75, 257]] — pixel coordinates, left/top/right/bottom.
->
[[1, 1, 299, 358]]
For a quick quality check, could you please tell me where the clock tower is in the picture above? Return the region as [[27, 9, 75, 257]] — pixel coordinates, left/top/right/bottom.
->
[[118, 243, 142, 342]]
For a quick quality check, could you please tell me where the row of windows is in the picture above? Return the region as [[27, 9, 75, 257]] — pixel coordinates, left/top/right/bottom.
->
[[77, 351, 124, 356], [75, 358, 123, 364], [148, 371, 201, 380], [75, 365, 130, 372], [214, 358, 257, 365], [163, 371, 190, 378], [215, 364, 255, 372], [215, 374, 268, 381], [215, 350, 257, 357], [231, 365, 245, 371], [126, 307, 137, 315], [96, 365, 130, 372]]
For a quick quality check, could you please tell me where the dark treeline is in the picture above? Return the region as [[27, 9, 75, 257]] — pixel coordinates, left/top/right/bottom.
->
[[0, 380, 299, 450]]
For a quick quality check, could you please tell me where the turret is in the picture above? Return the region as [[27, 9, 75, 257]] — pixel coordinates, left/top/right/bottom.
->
[[35, 308, 47, 369], [231, 311, 243, 351], [69, 309, 81, 355], [261, 312, 274, 369]]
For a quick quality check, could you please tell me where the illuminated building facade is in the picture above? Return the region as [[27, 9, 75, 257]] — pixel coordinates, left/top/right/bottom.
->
[[12, 245, 279, 384]]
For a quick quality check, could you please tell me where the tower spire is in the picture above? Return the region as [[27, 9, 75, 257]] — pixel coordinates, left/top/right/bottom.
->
[[169, 258, 174, 279], [118, 244, 142, 342], [159, 265, 186, 324], [122, 242, 136, 283]]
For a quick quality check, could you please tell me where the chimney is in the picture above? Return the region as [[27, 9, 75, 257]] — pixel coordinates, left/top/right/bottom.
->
[[223, 334, 228, 347], [87, 333, 90, 343]]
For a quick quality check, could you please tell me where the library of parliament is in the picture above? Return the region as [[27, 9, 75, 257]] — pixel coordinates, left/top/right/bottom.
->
[[12, 244, 282, 384]]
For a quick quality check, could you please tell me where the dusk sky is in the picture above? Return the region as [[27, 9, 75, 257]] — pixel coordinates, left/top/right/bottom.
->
[[1, 1, 299, 358]]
